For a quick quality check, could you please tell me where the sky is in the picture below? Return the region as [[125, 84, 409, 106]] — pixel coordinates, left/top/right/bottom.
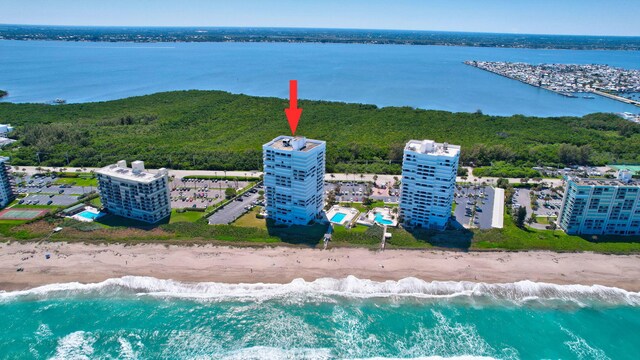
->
[[1, 0, 639, 36]]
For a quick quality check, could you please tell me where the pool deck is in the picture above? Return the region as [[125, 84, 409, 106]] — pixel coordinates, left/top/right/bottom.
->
[[326, 205, 359, 226], [69, 206, 104, 223], [357, 207, 398, 227]]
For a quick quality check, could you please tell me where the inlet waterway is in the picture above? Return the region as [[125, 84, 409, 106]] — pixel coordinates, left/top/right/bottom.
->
[[1, 40, 639, 116]]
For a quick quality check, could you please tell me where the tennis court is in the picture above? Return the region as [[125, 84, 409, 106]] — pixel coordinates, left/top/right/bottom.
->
[[609, 164, 640, 172], [0, 208, 48, 220]]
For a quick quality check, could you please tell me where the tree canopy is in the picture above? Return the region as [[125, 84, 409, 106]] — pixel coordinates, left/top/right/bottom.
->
[[0, 90, 638, 173]]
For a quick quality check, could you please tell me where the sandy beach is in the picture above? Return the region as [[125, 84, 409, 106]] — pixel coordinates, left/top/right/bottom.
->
[[1, 242, 639, 291]]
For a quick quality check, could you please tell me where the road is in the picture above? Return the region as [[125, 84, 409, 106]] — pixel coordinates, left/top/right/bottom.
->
[[207, 191, 261, 225], [16, 166, 565, 187]]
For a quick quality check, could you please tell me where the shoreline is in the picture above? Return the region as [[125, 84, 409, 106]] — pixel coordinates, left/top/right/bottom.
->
[[1, 242, 640, 292]]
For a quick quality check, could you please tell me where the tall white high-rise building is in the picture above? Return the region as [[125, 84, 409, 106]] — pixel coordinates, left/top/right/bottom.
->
[[0, 156, 15, 208], [96, 160, 171, 223], [399, 140, 460, 230], [263, 136, 326, 225]]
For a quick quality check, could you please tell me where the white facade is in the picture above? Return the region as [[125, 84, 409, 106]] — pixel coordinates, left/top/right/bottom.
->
[[0, 124, 14, 138], [558, 172, 640, 236], [263, 136, 326, 225], [0, 156, 15, 208], [399, 140, 460, 230], [96, 160, 171, 223]]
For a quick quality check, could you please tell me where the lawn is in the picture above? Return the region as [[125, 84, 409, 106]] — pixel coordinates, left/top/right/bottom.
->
[[233, 207, 265, 228], [54, 177, 98, 187], [231, 208, 327, 246], [535, 216, 556, 225], [472, 211, 640, 253], [170, 209, 204, 224], [90, 197, 102, 207]]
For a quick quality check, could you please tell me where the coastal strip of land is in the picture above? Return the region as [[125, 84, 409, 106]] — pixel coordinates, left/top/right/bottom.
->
[[1, 242, 639, 292]]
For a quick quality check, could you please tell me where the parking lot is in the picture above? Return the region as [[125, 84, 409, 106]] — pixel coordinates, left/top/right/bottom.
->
[[512, 188, 563, 224], [14, 175, 96, 207], [325, 181, 400, 203], [19, 193, 81, 206], [170, 178, 253, 210], [453, 185, 496, 229], [16, 175, 96, 196], [208, 185, 262, 225]]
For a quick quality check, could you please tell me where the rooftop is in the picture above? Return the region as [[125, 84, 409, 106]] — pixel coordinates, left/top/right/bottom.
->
[[264, 135, 324, 152], [405, 139, 460, 157], [96, 160, 168, 183], [571, 170, 638, 187], [572, 178, 639, 187]]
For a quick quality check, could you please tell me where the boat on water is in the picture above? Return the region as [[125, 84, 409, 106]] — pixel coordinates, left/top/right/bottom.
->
[[582, 95, 595, 99], [53, 98, 66, 104]]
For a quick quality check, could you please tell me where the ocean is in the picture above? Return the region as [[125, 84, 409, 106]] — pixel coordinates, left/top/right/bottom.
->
[[1, 40, 640, 116], [1, 276, 639, 359]]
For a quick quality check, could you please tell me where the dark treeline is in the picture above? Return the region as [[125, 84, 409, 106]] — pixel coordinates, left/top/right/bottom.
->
[[0, 90, 638, 174], [2, 25, 640, 50]]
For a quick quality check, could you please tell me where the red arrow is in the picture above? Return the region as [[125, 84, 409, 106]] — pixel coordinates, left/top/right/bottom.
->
[[284, 80, 302, 135]]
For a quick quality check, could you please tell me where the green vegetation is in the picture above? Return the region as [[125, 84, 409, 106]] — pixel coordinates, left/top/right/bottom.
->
[[2, 209, 639, 252], [224, 187, 237, 199], [169, 209, 204, 224], [514, 206, 527, 228], [473, 162, 541, 178], [0, 90, 7, 98], [233, 207, 266, 228], [183, 175, 261, 181], [473, 212, 640, 253], [535, 216, 556, 225], [54, 177, 98, 187], [0, 90, 638, 174]]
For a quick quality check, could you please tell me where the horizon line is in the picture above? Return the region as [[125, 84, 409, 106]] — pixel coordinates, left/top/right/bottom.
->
[[1, 23, 639, 39]]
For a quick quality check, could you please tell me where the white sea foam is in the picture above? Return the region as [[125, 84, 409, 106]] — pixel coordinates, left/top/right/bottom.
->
[[50, 331, 96, 360], [117, 337, 139, 360], [212, 347, 492, 360], [355, 357, 496, 360], [561, 327, 611, 360], [2, 276, 639, 306]]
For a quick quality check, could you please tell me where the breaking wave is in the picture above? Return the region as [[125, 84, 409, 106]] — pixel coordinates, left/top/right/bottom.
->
[[1, 276, 639, 306]]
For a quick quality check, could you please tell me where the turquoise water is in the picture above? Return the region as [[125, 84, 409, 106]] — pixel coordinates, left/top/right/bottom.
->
[[77, 210, 102, 220], [330, 212, 347, 223], [3, 276, 638, 359], [1, 40, 640, 116], [375, 212, 394, 225]]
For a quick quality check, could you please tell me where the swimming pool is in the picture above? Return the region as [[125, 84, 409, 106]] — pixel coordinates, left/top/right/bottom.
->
[[330, 212, 347, 223], [77, 210, 102, 220], [374, 212, 394, 225]]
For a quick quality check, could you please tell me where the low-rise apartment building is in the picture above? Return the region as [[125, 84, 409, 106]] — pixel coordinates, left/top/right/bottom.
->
[[558, 171, 640, 236], [96, 160, 171, 223]]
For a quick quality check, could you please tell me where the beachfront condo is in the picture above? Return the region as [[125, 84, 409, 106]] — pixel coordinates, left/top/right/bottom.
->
[[558, 170, 640, 236], [263, 136, 326, 225], [0, 156, 15, 208], [399, 140, 460, 230], [96, 160, 171, 223]]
